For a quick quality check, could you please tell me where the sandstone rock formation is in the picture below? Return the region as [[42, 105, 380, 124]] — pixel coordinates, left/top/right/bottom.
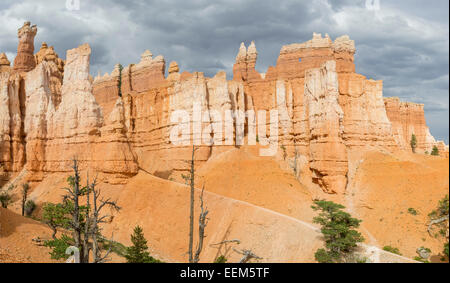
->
[[13, 22, 37, 73], [0, 53, 11, 72], [168, 61, 179, 74], [1, 33, 138, 185], [384, 97, 441, 154], [305, 61, 347, 194], [88, 32, 447, 193], [0, 24, 447, 193]]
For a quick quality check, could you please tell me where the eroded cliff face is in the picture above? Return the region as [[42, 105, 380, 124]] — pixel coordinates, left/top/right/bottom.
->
[[13, 22, 37, 73], [383, 97, 444, 154], [0, 24, 447, 193], [0, 27, 138, 185]]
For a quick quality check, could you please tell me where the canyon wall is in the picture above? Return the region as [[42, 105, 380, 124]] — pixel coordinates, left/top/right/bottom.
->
[[384, 97, 447, 154], [0, 24, 447, 193]]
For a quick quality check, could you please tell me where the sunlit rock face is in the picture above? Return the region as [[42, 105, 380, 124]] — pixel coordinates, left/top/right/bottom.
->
[[1, 23, 446, 192], [383, 97, 441, 154], [13, 22, 38, 73]]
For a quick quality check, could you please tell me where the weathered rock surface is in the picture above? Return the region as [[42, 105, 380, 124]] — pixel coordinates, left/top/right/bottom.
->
[[384, 97, 446, 154], [88, 32, 447, 192], [13, 22, 37, 73], [1, 24, 447, 192], [0, 53, 11, 73], [305, 61, 347, 194]]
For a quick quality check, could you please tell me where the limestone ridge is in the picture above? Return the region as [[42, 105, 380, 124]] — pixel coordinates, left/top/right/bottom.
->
[[0, 24, 447, 193]]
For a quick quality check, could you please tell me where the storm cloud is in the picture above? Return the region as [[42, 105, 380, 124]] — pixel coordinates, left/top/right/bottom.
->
[[0, 0, 448, 142]]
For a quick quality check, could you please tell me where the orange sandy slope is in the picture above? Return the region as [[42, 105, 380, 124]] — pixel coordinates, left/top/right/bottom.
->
[[347, 151, 449, 261], [1, 147, 448, 263]]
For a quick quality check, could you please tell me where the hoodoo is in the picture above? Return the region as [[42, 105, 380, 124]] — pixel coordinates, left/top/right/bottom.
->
[[0, 25, 448, 194]]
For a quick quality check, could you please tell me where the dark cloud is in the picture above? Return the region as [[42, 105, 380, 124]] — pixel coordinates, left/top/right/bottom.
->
[[0, 0, 448, 143]]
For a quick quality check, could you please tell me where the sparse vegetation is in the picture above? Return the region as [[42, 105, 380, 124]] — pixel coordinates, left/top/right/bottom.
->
[[181, 173, 190, 185], [44, 234, 74, 260], [408, 208, 418, 215], [414, 256, 430, 263], [428, 195, 449, 261], [281, 145, 287, 160], [0, 185, 13, 208], [42, 202, 71, 239], [410, 134, 417, 153], [444, 243, 449, 258], [312, 200, 364, 263], [43, 159, 120, 263], [24, 200, 36, 217], [102, 239, 128, 258], [214, 255, 228, 263], [125, 225, 161, 263], [431, 146, 439, 156], [355, 256, 368, 263], [383, 246, 402, 255]]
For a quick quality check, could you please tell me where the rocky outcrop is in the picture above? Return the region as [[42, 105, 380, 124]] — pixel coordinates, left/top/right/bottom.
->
[[304, 61, 347, 194], [0, 70, 25, 177], [168, 61, 179, 74], [0, 53, 11, 73], [89, 32, 446, 193], [338, 74, 397, 149], [121, 50, 166, 93], [232, 41, 261, 82], [42, 44, 137, 183], [13, 22, 37, 73], [383, 97, 445, 154], [1, 23, 446, 193]]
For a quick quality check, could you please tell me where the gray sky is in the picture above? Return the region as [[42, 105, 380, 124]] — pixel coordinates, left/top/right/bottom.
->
[[0, 0, 448, 143]]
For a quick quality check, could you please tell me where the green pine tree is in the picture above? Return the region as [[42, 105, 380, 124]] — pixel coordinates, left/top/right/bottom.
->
[[431, 146, 439, 156], [312, 200, 365, 263], [125, 226, 161, 263]]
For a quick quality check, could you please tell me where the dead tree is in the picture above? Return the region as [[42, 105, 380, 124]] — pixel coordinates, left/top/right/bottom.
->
[[210, 239, 241, 261], [63, 159, 87, 262], [188, 145, 196, 263], [193, 186, 209, 263], [21, 183, 30, 216], [187, 146, 209, 263], [233, 248, 263, 263], [90, 176, 120, 263], [428, 215, 449, 236], [82, 174, 91, 263]]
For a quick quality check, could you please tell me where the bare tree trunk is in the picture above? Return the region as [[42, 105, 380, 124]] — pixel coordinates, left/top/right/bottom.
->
[[193, 186, 208, 263], [233, 249, 262, 263], [71, 159, 84, 262], [82, 174, 91, 263], [89, 176, 120, 263], [92, 184, 100, 262], [50, 226, 57, 240], [428, 215, 449, 235], [188, 145, 195, 263], [21, 183, 29, 216]]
